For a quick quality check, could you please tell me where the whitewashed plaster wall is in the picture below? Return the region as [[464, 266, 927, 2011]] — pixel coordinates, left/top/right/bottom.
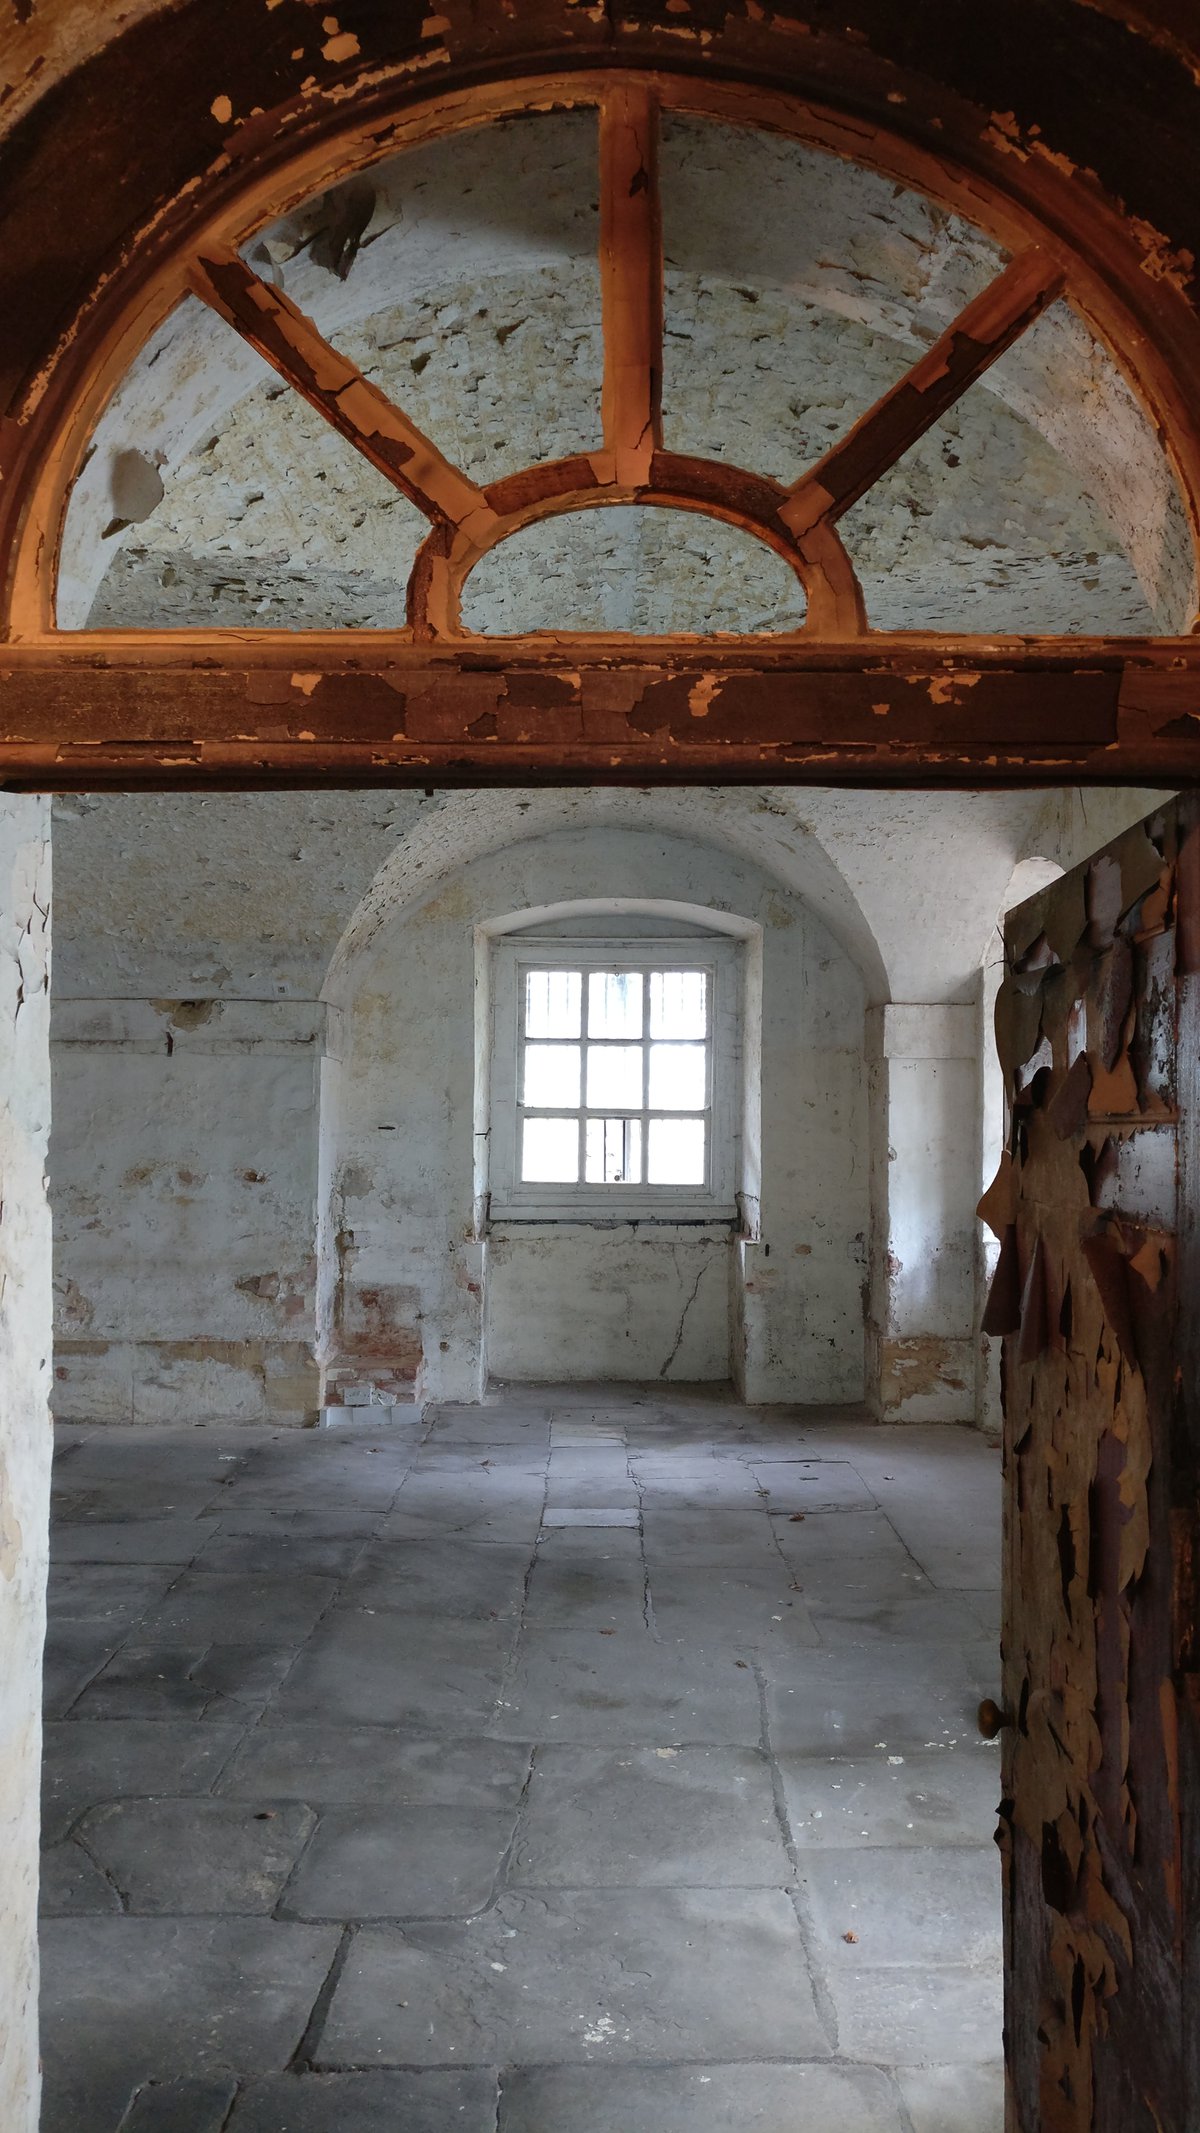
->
[[867, 1005, 981, 1423], [45, 782, 1177, 1426], [43, 786, 890, 1425], [324, 827, 869, 1404], [1029, 785, 1179, 878], [48, 785, 1052, 1010], [50, 1000, 323, 1426], [47, 788, 426, 1429], [0, 795, 52, 2133], [859, 787, 1181, 1424], [485, 1227, 733, 1387]]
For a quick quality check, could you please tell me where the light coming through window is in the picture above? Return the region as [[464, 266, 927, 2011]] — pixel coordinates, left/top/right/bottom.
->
[[519, 966, 710, 1188]]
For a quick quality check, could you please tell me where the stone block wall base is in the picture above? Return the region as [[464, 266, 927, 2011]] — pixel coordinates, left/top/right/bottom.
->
[[321, 1358, 422, 1411], [52, 1338, 320, 1426], [318, 1403, 425, 1429]]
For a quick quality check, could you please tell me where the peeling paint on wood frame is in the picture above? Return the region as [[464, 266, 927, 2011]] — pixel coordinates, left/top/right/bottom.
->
[[983, 791, 1200, 2129], [1, 635, 1200, 788], [2, 40, 1200, 790]]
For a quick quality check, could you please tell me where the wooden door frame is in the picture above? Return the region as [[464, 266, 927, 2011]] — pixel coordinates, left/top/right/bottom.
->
[[2, 60, 1200, 792], [983, 795, 1200, 2129]]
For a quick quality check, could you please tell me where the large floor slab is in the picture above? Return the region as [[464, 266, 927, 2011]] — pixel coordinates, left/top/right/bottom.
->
[[318, 1889, 829, 2066], [40, 1916, 339, 2130], [490, 1624, 763, 1744], [268, 1611, 516, 1728], [499, 2062, 903, 2131], [227, 2069, 500, 2131], [510, 1744, 788, 1885], [40, 1385, 1003, 2132]]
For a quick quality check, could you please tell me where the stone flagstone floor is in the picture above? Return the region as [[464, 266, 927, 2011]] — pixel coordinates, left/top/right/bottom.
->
[[40, 1384, 1004, 2132]]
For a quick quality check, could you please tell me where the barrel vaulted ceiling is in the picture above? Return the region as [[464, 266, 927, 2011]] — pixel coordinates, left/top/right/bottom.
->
[[63, 113, 1194, 641]]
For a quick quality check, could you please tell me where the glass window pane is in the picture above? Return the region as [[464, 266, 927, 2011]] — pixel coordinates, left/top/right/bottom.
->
[[650, 969, 707, 1039], [588, 970, 643, 1039], [585, 1117, 644, 1184], [523, 1043, 580, 1108], [525, 969, 581, 1038], [648, 1041, 707, 1110], [647, 1116, 706, 1185], [521, 1116, 580, 1183], [586, 1043, 643, 1109]]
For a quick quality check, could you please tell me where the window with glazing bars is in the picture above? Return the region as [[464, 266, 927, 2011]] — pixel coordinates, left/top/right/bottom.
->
[[519, 963, 713, 1190], [488, 934, 738, 1220]]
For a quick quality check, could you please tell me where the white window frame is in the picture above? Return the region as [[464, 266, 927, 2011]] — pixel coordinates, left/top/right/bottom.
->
[[489, 934, 740, 1222]]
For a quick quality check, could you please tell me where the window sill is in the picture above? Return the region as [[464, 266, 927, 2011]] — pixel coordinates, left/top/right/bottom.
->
[[487, 1208, 738, 1231]]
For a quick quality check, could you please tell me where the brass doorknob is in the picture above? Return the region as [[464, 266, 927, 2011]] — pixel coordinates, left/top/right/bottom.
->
[[978, 1698, 1013, 1739]]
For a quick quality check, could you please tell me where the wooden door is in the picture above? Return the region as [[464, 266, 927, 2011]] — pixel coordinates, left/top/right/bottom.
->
[[982, 793, 1200, 2131]]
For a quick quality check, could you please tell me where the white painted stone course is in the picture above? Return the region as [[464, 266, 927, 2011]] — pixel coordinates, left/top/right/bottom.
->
[[0, 796, 52, 2133]]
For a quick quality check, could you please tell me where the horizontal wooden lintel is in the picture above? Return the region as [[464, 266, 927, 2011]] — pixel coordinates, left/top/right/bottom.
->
[[0, 635, 1198, 788]]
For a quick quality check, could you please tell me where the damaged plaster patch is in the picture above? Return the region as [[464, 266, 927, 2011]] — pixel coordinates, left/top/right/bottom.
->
[[102, 447, 165, 540], [879, 1335, 970, 1408]]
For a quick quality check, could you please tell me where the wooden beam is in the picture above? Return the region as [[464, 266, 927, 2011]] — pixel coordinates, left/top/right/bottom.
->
[[190, 253, 499, 539], [597, 83, 663, 488], [2, 634, 1199, 788], [780, 249, 1066, 538]]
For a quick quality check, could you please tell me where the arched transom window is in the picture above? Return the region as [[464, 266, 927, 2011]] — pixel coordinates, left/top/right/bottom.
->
[[56, 79, 1196, 647]]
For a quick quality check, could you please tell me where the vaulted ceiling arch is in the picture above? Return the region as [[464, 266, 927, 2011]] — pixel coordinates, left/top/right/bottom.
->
[[321, 790, 890, 1006]]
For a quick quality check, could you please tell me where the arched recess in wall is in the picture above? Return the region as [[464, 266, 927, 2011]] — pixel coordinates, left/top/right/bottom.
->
[[476, 895, 763, 1391], [317, 818, 875, 1407], [320, 790, 890, 1010]]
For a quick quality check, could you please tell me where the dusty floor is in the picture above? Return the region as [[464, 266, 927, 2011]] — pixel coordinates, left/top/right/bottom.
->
[[40, 1385, 1003, 2132]]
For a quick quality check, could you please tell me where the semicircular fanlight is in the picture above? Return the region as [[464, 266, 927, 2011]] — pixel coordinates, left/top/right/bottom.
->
[[58, 80, 1196, 643]]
